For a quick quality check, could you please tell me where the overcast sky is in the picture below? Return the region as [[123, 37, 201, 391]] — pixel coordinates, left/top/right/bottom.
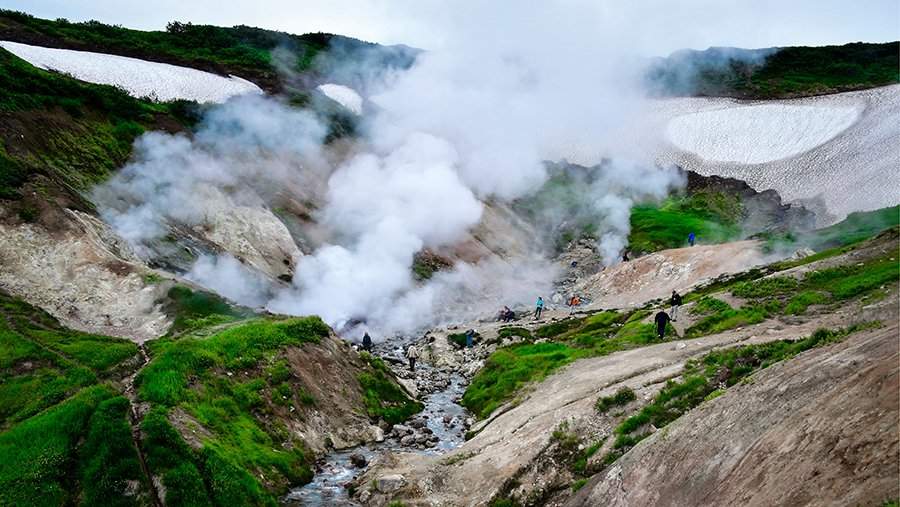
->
[[3, 0, 898, 54]]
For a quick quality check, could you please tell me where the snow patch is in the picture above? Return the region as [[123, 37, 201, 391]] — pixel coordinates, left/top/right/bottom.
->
[[317, 83, 363, 114], [0, 40, 262, 103], [666, 104, 860, 164]]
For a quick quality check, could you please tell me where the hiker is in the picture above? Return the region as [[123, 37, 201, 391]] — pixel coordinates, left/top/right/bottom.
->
[[688, 232, 696, 247], [502, 306, 515, 322], [406, 344, 419, 372], [534, 296, 544, 320], [465, 329, 475, 348], [362, 332, 373, 353], [654, 310, 671, 341], [622, 250, 629, 262], [670, 290, 682, 322]]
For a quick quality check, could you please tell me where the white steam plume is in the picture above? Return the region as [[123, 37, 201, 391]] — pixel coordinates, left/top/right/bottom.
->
[[94, 1, 700, 339]]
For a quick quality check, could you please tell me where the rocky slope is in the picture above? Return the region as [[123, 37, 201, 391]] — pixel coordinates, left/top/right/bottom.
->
[[355, 229, 899, 506], [569, 320, 899, 507]]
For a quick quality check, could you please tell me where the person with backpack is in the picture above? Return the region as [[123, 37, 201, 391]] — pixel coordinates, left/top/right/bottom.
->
[[362, 332, 373, 353], [406, 344, 419, 372], [654, 310, 671, 341], [670, 290, 682, 322], [534, 296, 545, 320], [688, 232, 696, 247]]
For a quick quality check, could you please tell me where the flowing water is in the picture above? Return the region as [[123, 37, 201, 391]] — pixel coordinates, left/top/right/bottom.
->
[[284, 364, 469, 506]]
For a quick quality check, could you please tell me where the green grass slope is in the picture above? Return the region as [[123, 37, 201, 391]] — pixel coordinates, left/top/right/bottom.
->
[[648, 41, 900, 99], [0, 45, 190, 201], [0, 9, 415, 93]]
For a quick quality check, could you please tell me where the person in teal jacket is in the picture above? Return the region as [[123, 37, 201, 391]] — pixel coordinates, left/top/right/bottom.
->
[[534, 296, 544, 320]]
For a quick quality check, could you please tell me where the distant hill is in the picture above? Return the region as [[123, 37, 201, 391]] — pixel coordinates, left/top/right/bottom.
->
[[0, 9, 418, 93], [646, 41, 900, 99]]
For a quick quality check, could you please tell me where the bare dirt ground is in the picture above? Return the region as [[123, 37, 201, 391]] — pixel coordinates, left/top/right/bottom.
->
[[569, 320, 899, 507], [0, 208, 170, 342], [572, 240, 766, 309], [358, 297, 885, 506]]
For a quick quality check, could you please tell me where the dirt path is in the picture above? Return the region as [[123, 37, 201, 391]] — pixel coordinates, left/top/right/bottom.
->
[[359, 307, 857, 506]]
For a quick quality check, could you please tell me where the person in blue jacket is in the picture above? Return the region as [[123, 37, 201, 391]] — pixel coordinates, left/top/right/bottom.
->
[[688, 232, 696, 246], [534, 297, 545, 320]]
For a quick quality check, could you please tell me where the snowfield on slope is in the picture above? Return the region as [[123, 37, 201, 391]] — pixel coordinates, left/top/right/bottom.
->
[[655, 85, 900, 225], [0, 40, 262, 103], [317, 83, 363, 114], [666, 103, 860, 164], [556, 85, 900, 225]]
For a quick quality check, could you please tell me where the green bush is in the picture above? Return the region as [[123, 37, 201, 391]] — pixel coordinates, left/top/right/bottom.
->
[[596, 387, 637, 413], [690, 296, 731, 316], [731, 276, 799, 298], [448, 331, 481, 348], [497, 327, 532, 340], [784, 291, 828, 315]]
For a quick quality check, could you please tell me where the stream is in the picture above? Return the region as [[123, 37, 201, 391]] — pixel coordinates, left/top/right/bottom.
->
[[284, 363, 469, 506]]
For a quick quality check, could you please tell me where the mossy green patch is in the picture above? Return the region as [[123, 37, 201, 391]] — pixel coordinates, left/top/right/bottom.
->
[[0, 384, 116, 506], [358, 354, 423, 424], [628, 191, 743, 253]]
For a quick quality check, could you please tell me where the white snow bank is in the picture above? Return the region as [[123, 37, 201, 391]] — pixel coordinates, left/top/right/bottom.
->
[[317, 83, 363, 114], [0, 40, 262, 103], [666, 104, 860, 164]]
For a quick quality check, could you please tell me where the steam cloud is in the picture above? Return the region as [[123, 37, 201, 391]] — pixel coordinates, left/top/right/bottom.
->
[[95, 1, 692, 339]]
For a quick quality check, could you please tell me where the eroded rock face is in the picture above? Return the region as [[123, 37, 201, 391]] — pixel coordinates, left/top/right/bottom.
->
[[0, 208, 169, 341], [205, 205, 302, 281], [568, 323, 900, 507], [357, 315, 851, 506], [279, 334, 389, 454]]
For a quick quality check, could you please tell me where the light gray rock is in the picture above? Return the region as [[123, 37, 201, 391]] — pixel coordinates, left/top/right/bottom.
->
[[376, 474, 406, 493]]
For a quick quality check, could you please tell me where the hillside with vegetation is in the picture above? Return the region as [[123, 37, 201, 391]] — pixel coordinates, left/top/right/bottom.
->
[[0, 286, 420, 506], [0, 9, 417, 93], [646, 41, 900, 99], [357, 220, 899, 506]]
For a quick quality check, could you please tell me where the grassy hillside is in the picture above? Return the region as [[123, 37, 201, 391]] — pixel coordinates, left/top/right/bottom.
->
[[464, 226, 899, 423], [0, 9, 416, 93], [0, 289, 421, 506], [0, 45, 191, 201], [647, 41, 900, 99], [762, 205, 900, 252], [628, 190, 743, 253], [0, 291, 146, 506]]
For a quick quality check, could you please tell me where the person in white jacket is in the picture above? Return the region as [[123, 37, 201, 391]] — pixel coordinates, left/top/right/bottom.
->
[[406, 344, 419, 372]]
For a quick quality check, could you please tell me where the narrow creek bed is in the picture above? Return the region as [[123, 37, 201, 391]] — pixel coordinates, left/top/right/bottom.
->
[[284, 362, 469, 505]]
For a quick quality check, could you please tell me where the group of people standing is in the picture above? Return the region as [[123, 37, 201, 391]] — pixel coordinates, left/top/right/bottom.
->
[[361, 331, 420, 372]]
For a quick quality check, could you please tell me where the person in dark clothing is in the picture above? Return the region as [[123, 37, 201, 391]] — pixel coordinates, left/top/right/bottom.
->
[[688, 232, 696, 247], [670, 290, 682, 322], [622, 250, 629, 262], [654, 311, 671, 341], [465, 329, 475, 348], [361, 332, 373, 353]]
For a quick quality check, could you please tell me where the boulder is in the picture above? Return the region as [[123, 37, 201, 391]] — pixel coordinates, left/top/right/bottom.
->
[[376, 474, 406, 493], [349, 453, 368, 468]]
